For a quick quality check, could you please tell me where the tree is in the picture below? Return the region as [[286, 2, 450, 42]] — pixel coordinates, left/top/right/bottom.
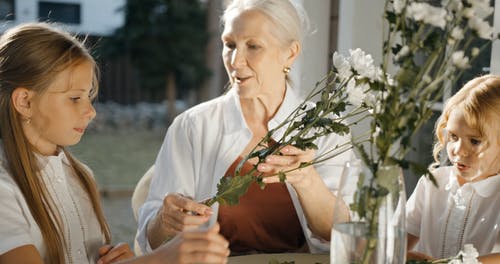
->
[[101, 0, 209, 122]]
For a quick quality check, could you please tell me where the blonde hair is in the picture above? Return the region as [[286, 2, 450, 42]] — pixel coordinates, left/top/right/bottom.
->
[[431, 75, 500, 169], [0, 23, 110, 263]]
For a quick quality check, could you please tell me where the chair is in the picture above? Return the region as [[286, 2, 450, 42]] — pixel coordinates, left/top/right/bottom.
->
[[132, 165, 154, 255], [131, 165, 154, 222]]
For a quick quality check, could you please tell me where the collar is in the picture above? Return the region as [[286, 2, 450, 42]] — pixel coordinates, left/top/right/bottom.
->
[[222, 83, 304, 136], [445, 170, 500, 198], [0, 140, 69, 169], [35, 149, 70, 171], [470, 173, 500, 197]]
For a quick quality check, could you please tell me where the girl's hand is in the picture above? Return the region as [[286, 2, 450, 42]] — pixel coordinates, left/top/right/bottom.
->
[[157, 193, 213, 241], [258, 145, 317, 189], [97, 242, 134, 264], [154, 223, 230, 264]]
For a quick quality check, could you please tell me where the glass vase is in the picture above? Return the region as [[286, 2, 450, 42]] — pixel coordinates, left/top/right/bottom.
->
[[330, 160, 407, 264]]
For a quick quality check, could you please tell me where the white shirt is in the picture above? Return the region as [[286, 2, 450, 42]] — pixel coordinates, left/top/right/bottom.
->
[[406, 166, 500, 258], [0, 146, 104, 263], [136, 86, 356, 253]]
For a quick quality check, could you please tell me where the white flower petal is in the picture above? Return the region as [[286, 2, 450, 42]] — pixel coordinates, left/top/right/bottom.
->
[[451, 51, 469, 69], [333, 52, 353, 81], [348, 48, 382, 82], [406, 3, 447, 29], [468, 17, 494, 39], [394, 0, 406, 14]]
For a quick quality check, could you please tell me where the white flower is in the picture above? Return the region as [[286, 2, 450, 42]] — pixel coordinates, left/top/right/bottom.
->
[[451, 27, 464, 40], [349, 48, 383, 82], [463, 8, 475, 18], [386, 73, 395, 86], [346, 79, 368, 106], [467, 0, 494, 19], [446, 0, 463, 12], [406, 3, 447, 29], [332, 52, 352, 81], [468, 17, 494, 39], [471, 47, 480, 57], [461, 244, 480, 264], [422, 75, 432, 84], [449, 260, 463, 264], [393, 0, 406, 14], [451, 51, 469, 69], [448, 27, 464, 44], [395, 45, 410, 60], [364, 92, 377, 108], [372, 126, 382, 139]]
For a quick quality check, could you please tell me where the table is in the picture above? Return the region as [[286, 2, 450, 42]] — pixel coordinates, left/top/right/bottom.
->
[[228, 253, 329, 264]]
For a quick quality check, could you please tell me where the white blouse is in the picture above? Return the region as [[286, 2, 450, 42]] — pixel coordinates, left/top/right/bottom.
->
[[0, 147, 104, 263], [137, 86, 356, 253], [406, 166, 500, 258]]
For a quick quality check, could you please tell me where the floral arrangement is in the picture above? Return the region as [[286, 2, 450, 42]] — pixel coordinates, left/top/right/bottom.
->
[[205, 0, 496, 261]]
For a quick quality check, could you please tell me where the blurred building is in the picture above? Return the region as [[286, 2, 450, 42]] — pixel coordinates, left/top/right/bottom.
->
[[0, 0, 125, 35]]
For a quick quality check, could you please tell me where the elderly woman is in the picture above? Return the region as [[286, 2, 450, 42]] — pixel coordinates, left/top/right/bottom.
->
[[136, 0, 355, 254]]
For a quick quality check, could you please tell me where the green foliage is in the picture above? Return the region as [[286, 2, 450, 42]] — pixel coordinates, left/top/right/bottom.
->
[[203, 71, 365, 208], [213, 174, 255, 206], [100, 0, 209, 93]]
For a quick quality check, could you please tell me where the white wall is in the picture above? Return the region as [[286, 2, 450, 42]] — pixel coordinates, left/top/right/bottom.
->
[[1, 0, 125, 35], [338, 0, 384, 64], [296, 0, 332, 97], [490, 0, 500, 74]]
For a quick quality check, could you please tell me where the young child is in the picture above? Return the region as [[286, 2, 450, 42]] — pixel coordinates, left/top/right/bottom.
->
[[406, 75, 500, 263], [0, 23, 229, 264]]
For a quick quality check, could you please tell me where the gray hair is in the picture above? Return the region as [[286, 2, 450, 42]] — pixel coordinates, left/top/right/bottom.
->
[[222, 0, 309, 46]]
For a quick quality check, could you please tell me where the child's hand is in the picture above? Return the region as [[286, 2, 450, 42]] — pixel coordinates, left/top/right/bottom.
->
[[97, 242, 135, 264], [153, 223, 229, 264]]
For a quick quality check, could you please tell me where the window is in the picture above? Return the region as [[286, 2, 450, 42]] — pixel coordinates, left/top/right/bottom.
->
[[0, 0, 14, 20], [38, 1, 80, 24]]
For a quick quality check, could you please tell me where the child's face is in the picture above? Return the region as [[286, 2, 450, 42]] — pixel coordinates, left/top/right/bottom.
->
[[26, 60, 96, 155], [445, 108, 500, 183]]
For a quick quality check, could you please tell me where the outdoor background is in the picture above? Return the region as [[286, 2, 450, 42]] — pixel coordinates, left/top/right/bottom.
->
[[1, 0, 497, 247]]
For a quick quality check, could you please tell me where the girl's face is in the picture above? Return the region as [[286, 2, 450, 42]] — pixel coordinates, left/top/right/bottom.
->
[[25, 60, 96, 156], [221, 10, 294, 98], [445, 108, 500, 183]]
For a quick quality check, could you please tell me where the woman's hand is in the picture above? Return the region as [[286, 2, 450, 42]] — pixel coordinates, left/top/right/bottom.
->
[[258, 145, 318, 189], [97, 242, 134, 264], [147, 193, 213, 249], [257, 144, 334, 240], [152, 223, 230, 264]]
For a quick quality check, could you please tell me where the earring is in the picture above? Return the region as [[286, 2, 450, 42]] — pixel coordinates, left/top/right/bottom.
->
[[25, 118, 31, 124], [283, 67, 291, 75]]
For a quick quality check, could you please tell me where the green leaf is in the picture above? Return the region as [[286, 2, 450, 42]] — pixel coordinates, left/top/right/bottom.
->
[[293, 137, 318, 150], [375, 166, 399, 195], [215, 174, 255, 205], [278, 171, 286, 183], [385, 11, 396, 24], [330, 122, 350, 135]]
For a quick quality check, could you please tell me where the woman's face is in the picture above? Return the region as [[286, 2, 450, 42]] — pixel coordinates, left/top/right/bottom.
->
[[445, 108, 500, 183], [221, 10, 296, 98]]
